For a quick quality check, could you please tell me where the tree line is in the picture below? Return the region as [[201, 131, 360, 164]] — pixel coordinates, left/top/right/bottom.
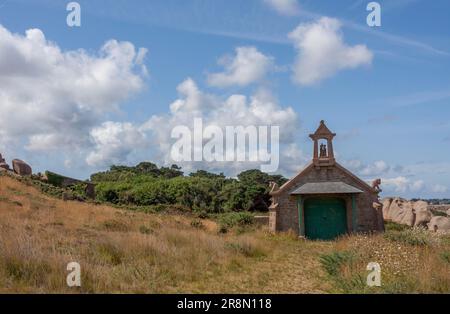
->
[[91, 162, 288, 213]]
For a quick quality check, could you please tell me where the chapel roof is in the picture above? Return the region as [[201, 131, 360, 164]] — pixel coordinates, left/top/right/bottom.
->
[[290, 181, 363, 195]]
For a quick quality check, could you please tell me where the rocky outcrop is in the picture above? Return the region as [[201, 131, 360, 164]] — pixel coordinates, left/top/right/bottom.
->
[[382, 198, 393, 219], [0, 153, 9, 171], [382, 198, 433, 227], [428, 205, 450, 215], [428, 216, 450, 233], [12, 159, 32, 176], [382, 197, 450, 233], [413, 201, 432, 228]]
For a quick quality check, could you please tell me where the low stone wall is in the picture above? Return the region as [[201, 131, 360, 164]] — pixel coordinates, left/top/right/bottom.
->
[[45, 171, 96, 199], [254, 216, 269, 226]]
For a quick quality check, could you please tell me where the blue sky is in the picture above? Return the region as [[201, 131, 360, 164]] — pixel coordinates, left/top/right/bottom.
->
[[0, 0, 449, 198]]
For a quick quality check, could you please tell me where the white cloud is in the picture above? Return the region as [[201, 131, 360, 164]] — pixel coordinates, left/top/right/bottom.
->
[[382, 176, 425, 193], [207, 46, 273, 88], [343, 159, 391, 177], [143, 78, 301, 176], [341, 159, 449, 196], [0, 25, 147, 155], [432, 184, 448, 193], [288, 17, 373, 85], [263, 0, 300, 16], [280, 143, 310, 174], [86, 122, 149, 167], [410, 180, 425, 192], [361, 160, 390, 176], [0, 24, 304, 173], [382, 177, 412, 193]]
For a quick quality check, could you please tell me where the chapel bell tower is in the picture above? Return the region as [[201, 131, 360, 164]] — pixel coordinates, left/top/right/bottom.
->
[[309, 120, 336, 167]]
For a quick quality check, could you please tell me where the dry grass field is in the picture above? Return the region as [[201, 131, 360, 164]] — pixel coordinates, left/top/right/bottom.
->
[[0, 174, 449, 293]]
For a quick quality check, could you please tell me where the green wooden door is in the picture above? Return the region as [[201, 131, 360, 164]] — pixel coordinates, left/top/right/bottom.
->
[[304, 197, 347, 240]]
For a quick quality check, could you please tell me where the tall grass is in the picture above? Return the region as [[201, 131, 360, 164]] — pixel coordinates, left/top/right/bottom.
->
[[325, 232, 450, 293], [0, 175, 277, 293], [384, 227, 439, 246], [1, 174, 450, 293]]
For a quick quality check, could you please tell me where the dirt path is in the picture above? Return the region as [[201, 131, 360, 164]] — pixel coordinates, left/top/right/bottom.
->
[[184, 235, 334, 294]]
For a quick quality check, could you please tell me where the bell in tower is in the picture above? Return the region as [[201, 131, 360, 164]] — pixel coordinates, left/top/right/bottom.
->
[[309, 120, 336, 167]]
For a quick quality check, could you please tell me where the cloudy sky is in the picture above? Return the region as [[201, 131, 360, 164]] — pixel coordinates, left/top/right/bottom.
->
[[0, 0, 449, 198]]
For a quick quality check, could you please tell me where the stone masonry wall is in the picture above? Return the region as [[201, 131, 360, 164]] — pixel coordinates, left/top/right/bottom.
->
[[275, 165, 382, 235]]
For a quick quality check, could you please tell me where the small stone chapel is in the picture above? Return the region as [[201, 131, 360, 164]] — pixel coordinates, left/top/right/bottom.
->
[[269, 120, 384, 240]]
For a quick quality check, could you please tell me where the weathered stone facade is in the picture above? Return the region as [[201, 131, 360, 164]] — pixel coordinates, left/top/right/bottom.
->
[[269, 121, 384, 238]]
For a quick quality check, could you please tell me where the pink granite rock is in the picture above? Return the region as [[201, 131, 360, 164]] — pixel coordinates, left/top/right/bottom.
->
[[12, 159, 32, 176]]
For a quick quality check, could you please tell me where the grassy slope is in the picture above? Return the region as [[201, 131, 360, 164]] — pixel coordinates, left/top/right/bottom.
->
[[0, 174, 449, 293], [0, 175, 330, 293]]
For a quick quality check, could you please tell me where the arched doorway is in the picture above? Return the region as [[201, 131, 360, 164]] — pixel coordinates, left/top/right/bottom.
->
[[304, 197, 347, 240]]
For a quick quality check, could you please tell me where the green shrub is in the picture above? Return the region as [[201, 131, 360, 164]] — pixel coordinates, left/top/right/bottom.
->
[[90, 163, 288, 213], [67, 183, 89, 201], [25, 177, 66, 199], [95, 182, 133, 204], [3, 257, 52, 284], [101, 219, 130, 232], [218, 212, 254, 229], [319, 251, 354, 277], [218, 225, 228, 234], [318, 251, 369, 293], [384, 228, 434, 246], [441, 252, 450, 264], [225, 241, 266, 258], [95, 243, 123, 265], [45, 171, 65, 187], [139, 225, 153, 235], [197, 210, 209, 219], [430, 210, 448, 217], [385, 221, 410, 232], [190, 219, 204, 229]]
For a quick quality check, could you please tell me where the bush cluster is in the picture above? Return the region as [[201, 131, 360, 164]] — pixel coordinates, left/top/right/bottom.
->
[[91, 162, 287, 213]]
